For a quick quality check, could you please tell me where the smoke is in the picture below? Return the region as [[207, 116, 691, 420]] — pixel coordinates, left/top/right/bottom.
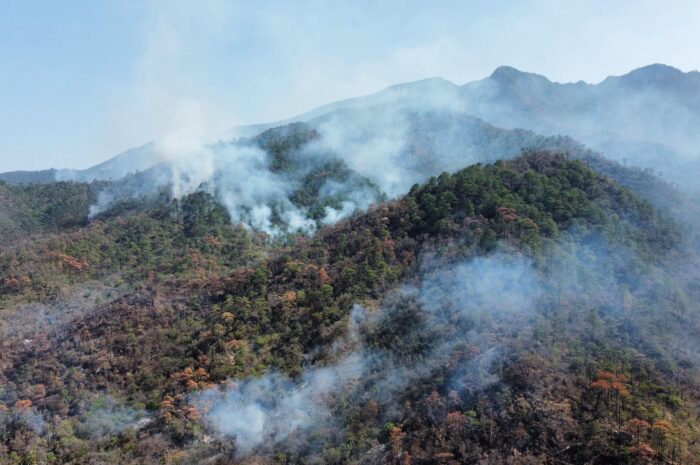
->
[[311, 106, 413, 198], [0, 281, 124, 342], [75, 396, 151, 439], [0, 407, 46, 435], [167, 141, 381, 234], [195, 251, 541, 457], [83, 67, 510, 230], [98, 0, 237, 164], [538, 232, 700, 367], [88, 121, 387, 234], [77, 63, 700, 239], [194, 219, 700, 459], [196, 353, 365, 457], [275, 64, 700, 203], [307, 86, 472, 198], [207, 145, 316, 234]]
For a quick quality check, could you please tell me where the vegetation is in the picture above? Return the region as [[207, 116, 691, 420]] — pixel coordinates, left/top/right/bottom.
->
[[0, 181, 96, 243], [1, 149, 699, 464]]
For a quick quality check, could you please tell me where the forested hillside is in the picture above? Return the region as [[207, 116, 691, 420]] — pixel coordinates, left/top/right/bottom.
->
[[0, 182, 96, 244], [1, 150, 699, 464], [8, 115, 696, 243]]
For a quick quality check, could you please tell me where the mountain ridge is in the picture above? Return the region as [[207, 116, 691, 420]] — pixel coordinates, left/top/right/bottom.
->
[[4, 63, 700, 188]]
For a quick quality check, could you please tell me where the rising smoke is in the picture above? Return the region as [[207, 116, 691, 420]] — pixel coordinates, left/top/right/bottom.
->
[[194, 251, 541, 457], [74, 64, 700, 237], [193, 222, 700, 459]]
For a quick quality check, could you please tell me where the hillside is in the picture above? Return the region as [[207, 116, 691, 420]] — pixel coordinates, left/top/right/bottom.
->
[[7, 109, 698, 244], [0, 181, 96, 245], [1, 151, 698, 464]]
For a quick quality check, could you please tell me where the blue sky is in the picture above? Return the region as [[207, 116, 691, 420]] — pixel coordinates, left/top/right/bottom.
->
[[1, 0, 699, 171]]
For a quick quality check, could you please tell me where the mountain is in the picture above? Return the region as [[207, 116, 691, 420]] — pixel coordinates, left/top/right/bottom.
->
[[0, 143, 162, 186], [293, 63, 700, 193], [4, 64, 699, 194], [235, 64, 700, 184], [57, 143, 162, 182], [4, 112, 697, 241], [2, 150, 699, 464], [249, 64, 700, 195], [0, 169, 59, 185], [3, 65, 700, 464], [460, 64, 700, 187]]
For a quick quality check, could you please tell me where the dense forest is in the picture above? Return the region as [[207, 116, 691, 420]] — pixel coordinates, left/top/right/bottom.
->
[[2, 137, 699, 464]]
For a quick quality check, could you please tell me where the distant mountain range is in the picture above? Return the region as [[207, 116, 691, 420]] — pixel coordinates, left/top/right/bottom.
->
[[3, 64, 699, 194]]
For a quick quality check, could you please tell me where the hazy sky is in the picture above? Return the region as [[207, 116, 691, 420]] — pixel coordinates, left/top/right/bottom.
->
[[1, 0, 699, 171]]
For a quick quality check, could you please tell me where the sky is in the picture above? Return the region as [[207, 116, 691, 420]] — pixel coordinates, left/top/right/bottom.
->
[[1, 0, 699, 172]]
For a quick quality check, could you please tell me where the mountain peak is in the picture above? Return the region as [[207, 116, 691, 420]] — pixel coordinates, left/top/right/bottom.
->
[[488, 65, 553, 86], [606, 63, 690, 88], [627, 63, 682, 76], [490, 65, 524, 79]]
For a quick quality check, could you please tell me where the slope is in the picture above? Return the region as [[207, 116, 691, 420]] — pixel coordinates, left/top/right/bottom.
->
[[1, 152, 698, 464]]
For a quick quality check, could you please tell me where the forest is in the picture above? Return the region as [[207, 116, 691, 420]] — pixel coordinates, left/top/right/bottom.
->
[[1, 138, 699, 464]]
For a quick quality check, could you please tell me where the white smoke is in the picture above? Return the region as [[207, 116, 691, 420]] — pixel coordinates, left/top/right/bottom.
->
[[195, 353, 366, 456], [195, 252, 541, 457]]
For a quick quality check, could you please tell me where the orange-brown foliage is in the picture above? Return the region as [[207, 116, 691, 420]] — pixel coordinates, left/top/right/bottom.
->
[[14, 399, 32, 409]]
